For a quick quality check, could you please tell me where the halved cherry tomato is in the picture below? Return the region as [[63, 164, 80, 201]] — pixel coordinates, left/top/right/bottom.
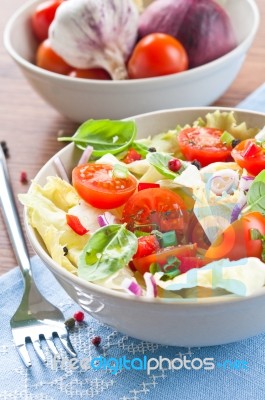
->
[[231, 139, 265, 176], [205, 212, 265, 261], [128, 33, 188, 79], [132, 243, 197, 275], [68, 68, 111, 80], [133, 235, 160, 259], [32, 0, 63, 42], [72, 163, 137, 209], [36, 39, 72, 74], [186, 213, 211, 250], [178, 127, 232, 167], [122, 188, 187, 233]]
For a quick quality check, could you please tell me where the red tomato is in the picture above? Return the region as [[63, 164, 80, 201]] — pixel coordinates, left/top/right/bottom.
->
[[72, 163, 137, 209], [36, 39, 72, 74], [133, 235, 160, 259], [122, 148, 142, 164], [132, 244, 197, 275], [68, 68, 111, 80], [186, 214, 211, 250], [32, 0, 63, 42], [231, 139, 265, 176], [178, 127, 232, 167], [178, 256, 207, 274], [128, 33, 188, 79], [122, 188, 187, 232], [205, 212, 265, 261]]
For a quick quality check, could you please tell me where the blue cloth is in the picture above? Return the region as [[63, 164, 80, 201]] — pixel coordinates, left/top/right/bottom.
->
[[0, 85, 265, 400]]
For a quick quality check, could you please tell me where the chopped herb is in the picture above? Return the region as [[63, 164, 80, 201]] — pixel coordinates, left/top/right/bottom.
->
[[220, 130, 235, 145]]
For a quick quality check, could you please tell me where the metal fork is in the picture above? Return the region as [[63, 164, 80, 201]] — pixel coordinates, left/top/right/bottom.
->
[[0, 146, 76, 367]]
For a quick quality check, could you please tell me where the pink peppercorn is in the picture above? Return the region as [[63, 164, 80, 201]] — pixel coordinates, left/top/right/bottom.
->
[[168, 158, 182, 172], [73, 311, 85, 322], [20, 171, 28, 184], [91, 336, 101, 346]]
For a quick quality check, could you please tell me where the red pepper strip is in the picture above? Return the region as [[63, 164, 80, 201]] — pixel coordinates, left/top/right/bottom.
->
[[138, 182, 160, 191], [66, 214, 88, 235], [242, 141, 261, 158]]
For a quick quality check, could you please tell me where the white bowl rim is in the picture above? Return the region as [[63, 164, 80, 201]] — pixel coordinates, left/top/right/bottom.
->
[[3, 0, 260, 87], [25, 105, 265, 307]]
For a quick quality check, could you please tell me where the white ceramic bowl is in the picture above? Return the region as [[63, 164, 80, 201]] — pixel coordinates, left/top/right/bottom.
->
[[4, 0, 260, 122], [25, 107, 265, 347]]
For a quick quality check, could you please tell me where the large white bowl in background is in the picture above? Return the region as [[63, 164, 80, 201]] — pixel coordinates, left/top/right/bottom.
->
[[24, 107, 265, 347], [4, 0, 260, 122]]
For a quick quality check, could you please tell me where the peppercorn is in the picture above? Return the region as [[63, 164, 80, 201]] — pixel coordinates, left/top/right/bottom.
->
[[91, 336, 101, 346], [20, 171, 28, 184], [64, 317, 76, 329], [148, 147, 157, 152], [191, 160, 201, 170], [63, 246, 68, 256], [231, 139, 241, 148], [73, 311, 85, 322], [168, 158, 182, 172]]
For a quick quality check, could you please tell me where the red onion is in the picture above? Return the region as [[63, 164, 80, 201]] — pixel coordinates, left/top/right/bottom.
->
[[97, 212, 119, 227], [78, 145, 93, 166], [230, 193, 247, 223], [208, 170, 239, 196], [143, 272, 157, 298], [121, 278, 142, 296], [53, 156, 70, 182]]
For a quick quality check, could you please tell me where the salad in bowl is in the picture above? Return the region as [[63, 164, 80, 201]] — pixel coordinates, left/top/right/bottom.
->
[[20, 108, 265, 301], [19, 107, 265, 346]]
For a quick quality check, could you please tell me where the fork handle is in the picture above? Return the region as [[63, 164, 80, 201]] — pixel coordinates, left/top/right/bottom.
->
[[0, 147, 32, 281]]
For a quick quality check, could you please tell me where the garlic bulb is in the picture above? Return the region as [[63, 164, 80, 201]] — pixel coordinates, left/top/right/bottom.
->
[[49, 0, 139, 80]]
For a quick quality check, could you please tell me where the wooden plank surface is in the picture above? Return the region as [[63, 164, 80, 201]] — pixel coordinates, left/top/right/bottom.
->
[[0, 0, 264, 275]]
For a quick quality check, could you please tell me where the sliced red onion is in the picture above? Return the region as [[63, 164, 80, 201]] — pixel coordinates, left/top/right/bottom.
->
[[97, 212, 119, 227], [207, 169, 239, 196], [239, 175, 254, 192], [121, 278, 142, 296], [143, 272, 157, 298], [53, 156, 70, 182], [230, 193, 247, 223], [78, 145, 93, 166]]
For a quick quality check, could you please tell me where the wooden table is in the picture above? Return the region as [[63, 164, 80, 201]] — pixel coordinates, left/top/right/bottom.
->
[[0, 0, 264, 275]]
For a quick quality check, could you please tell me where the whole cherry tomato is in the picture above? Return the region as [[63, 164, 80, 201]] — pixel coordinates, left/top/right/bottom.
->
[[68, 68, 111, 80], [32, 0, 63, 42], [128, 33, 188, 79], [36, 39, 72, 74]]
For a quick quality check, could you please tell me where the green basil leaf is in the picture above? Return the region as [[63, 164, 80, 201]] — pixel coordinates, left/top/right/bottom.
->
[[131, 141, 150, 157], [78, 224, 137, 282], [59, 119, 136, 158], [246, 171, 265, 214], [146, 152, 178, 179]]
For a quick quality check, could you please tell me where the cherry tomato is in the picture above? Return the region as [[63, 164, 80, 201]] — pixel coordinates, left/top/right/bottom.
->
[[122, 148, 142, 164], [72, 163, 137, 209], [68, 68, 111, 80], [133, 235, 160, 259], [177, 256, 207, 274], [36, 39, 72, 74], [231, 139, 265, 176], [132, 244, 197, 275], [122, 188, 187, 232], [32, 0, 63, 42], [178, 127, 232, 167], [186, 213, 211, 250], [205, 212, 265, 261], [128, 33, 188, 79]]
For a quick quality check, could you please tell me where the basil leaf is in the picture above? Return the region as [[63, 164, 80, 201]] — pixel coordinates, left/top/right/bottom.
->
[[246, 171, 265, 214], [59, 119, 136, 158], [146, 152, 178, 179], [131, 141, 150, 157], [78, 224, 137, 282]]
